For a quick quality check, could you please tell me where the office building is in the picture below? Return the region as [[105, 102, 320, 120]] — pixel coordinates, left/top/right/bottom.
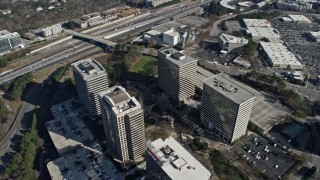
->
[[72, 59, 108, 117], [201, 73, 254, 143], [158, 48, 197, 102], [0, 31, 23, 53], [146, 136, 211, 180], [277, 0, 313, 11], [260, 42, 304, 70], [243, 19, 271, 28], [287, 14, 312, 23], [246, 27, 281, 42], [218, 33, 248, 53], [99, 86, 145, 166]]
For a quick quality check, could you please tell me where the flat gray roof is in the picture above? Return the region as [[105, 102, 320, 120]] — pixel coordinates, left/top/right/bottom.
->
[[46, 141, 126, 180], [159, 48, 197, 66], [72, 59, 107, 80], [204, 73, 254, 104]]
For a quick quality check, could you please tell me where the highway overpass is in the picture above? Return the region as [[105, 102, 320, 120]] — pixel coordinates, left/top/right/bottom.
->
[[64, 30, 117, 49]]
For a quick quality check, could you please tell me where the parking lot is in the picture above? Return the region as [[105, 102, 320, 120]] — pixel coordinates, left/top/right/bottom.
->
[[272, 19, 320, 66], [177, 15, 210, 28], [232, 134, 297, 179], [249, 91, 291, 132]]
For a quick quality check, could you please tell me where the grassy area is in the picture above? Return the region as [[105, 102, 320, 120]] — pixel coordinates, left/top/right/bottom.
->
[[129, 56, 157, 76]]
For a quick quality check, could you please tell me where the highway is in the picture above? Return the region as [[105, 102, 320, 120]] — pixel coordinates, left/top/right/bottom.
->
[[0, 0, 208, 84], [0, 0, 209, 163]]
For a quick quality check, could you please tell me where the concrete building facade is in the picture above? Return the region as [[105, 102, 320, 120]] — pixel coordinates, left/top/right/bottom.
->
[[218, 33, 248, 53], [158, 48, 197, 102], [146, 0, 172, 7], [41, 24, 62, 37], [201, 74, 254, 143], [72, 59, 108, 117], [99, 86, 145, 166]]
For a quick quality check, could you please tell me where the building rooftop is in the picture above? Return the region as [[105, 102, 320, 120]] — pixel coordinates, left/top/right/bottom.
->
[[260, 42, 303, 67], [196, 66, 215, 90], [47, 142, 121, 180], [219, 33, 249, 44], [159, 48, 197, 66], [220, 0, 236, 10], [204, 73, 254, 104], [309, 31, 320, 40], [0, 30, 10, 35], [247, 27, 281, 40], [0, 31, 20, 40], [152, 21, 186, 33], [72, 59, 106, 80], [99, 86, 141, 115], [46, 99, 93, 156], [243, 19, 271, 28], [288, 14, 312, 23], [147, 137, 211, 180]]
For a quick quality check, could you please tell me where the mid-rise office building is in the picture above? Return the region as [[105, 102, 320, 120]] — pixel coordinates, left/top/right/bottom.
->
[[146, 136, 211, 180], [72, 59, 108, 117], [158, 48, 197, 102], [218, 33, 248, 53], [201, 73, 254, 143], [99, 86, 145, 166], [0, 31, 23, 53]]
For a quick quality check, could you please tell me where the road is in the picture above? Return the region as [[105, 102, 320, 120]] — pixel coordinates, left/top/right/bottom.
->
[[0, 0, 210, 174], [0, 0, 209, 84]]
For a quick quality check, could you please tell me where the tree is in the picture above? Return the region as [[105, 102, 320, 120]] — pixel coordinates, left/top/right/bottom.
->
[[243, 40, 258, 56], [208, 1, 228, 17]]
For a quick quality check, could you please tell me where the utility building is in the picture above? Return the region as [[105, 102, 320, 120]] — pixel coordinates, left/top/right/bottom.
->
[[158, 48, 197, 102], [99, 86, 145, 167], [201, 73, 254, 144], [72, 59, 108, 117]]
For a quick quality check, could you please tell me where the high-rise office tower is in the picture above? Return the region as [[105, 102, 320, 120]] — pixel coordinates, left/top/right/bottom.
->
[[99, 86, 145, 166], [72, 59, 108, 117], [158, 47, 197, 102], [201, 73, 254, 144]]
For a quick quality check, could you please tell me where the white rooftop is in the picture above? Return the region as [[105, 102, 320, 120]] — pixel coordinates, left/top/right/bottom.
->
[[260, 42, 303, 67], [281, 16, 293, 22], [243, 19, 271, 28], [204, 73, 255, 104], [147, 137, 211, 180], [72, 59, 106, 80], [159, 47, 197, 66], [309, 31, 320, 40], [288, 14, 312, 23], [220, 33, 249, 44], [247, 27, 281, 40], [220, 0, 236, 10], [99, 86, 141, 115]]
